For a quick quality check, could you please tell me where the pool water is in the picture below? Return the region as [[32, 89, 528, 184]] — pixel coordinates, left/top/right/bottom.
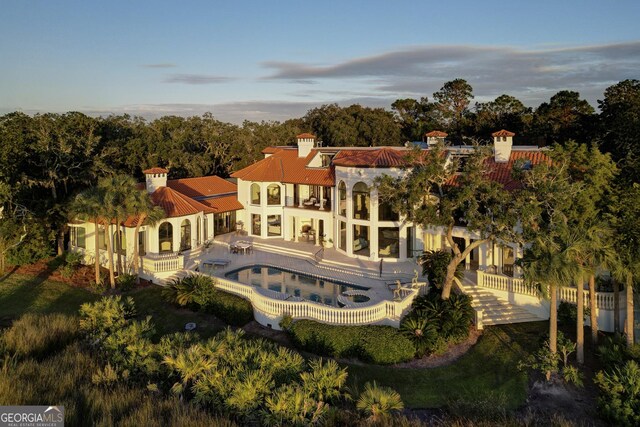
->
[[225, 265, 369, 307]]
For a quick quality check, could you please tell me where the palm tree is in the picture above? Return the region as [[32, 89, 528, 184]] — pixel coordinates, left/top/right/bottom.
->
[[356, 381, 404, 423], [611, 252, 639, 347], [129, 189, 164, 282], [520, 229, 579, 364], [98, 175, 139, 277], [69, 189, 105, 286]]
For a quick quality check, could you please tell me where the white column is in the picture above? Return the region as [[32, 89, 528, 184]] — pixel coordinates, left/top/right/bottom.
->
[[319, 186, 325, 210]]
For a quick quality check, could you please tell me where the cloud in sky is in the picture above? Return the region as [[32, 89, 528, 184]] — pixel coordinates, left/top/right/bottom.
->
[[262, 41, 640, 106], [140, 63, 177, 68], [163, 74, 234, 84]]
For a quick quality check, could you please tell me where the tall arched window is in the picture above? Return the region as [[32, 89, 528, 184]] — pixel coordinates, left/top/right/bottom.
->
[[338, 181, 346, 216], [251, 183, 261, 205], [180, 219, 191, 251], [159, 222, 173, 253], [267, 184, 281, 205], [352, 182, 370, 220]]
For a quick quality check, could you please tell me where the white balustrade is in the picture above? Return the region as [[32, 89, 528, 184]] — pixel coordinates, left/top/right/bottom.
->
[[142, 252, 184, 273], [212, 275, 420, 327], [478, 270, 617, 310]]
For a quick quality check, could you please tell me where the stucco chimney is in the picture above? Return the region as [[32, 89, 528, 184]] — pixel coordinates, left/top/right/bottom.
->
[[296, 133, 316, 158], [143, 167, 168, 193], [492, 130, 515, 162]]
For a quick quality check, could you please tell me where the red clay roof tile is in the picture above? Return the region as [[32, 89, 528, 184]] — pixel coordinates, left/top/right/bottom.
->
[[296, 133, 316, 139], [150, 187, 215, 218], [333, 148, 413, 168], [143, 167, 168, 174], [491, 129, 515, 137], [167, 176, 236, 198], [232, 148, 334, 186], [425, 130, 448, 137]]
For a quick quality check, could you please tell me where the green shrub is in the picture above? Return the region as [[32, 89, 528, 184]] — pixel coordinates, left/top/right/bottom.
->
[[598, 335, 629, 366], [116, 273, 137, 292], [418, 250, 464, 291], [595, 360, 640, 426], [201, 289, 253, 326], [79, 295, 136, 341], [562, 365, 584, 388], [162, 274, 253, 326], [2, 313, 79, 359], [288, 320, 414, 364], [401, 291, 473, 356], [60, 252, 83, 278]]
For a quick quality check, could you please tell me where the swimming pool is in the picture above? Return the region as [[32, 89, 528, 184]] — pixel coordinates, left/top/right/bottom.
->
[[225, 265, 370, 307]]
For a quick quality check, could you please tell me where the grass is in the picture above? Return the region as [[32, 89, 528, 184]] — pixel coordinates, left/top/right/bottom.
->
[[128, 286, 226, 339], [0, 273, 225, 340], [0, 273, 99, 320], [346, 322, 548, 410], [1, 271, 541, 411]]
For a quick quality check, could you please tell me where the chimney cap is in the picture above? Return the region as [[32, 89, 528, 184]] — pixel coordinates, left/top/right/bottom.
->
[[143, 167, 168, 174], [491, 129, 515, 137], [425, 130, 448, 138], [296, 133, 316, 139]]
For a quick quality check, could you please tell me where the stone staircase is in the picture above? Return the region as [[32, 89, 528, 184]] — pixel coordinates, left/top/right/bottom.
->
[[458, 277, 546, 327]]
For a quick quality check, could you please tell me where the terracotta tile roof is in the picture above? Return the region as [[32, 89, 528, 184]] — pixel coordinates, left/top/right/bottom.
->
[[150, 187, 215, 218], [296, 133, 316, 139], [232, 148, 334, 186], [491, 129, 515, 137], [332, 148, 413, 168], [199, 195, 244, 213], [143, 167, 168, 174], [167, 176, 237, 198], [425, 130, 448, 137], [487, 150, 550, 190], [447, 150, 550, 190]]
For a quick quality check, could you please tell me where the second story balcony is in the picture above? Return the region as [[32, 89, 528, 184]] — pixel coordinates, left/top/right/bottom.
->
[[287, 185, 332, 211]]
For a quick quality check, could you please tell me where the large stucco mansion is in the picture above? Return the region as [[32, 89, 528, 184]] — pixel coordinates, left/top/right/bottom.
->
[[69, 131, 542, 280], [68, 131, 625, 332]]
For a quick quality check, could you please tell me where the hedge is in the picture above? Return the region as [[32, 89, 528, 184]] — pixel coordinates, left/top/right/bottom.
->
[[288, 320, 414, 364], [193, 282, 254, 326]]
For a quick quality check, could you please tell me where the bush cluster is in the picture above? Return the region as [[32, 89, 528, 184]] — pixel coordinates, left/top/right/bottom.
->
[[399, 291, 474, 357], [162, 274, 253, 326], [593, 335, 640, 425], [288, 320, 415, 364]]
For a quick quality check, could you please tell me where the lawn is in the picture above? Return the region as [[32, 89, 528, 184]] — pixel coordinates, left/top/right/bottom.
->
[[1, 272, 541, 411], [346, 322, 546, 410], [0, 273, 99, 320], [0, 273, 225, 339]]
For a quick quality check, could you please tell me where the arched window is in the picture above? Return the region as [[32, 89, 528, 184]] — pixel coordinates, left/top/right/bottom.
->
[[180, 219, 191, 251], [338, 181, 346, 216], [251, 183, 261, 205], [267, 184, 281, 205], [352, 182, 370, 220], [112, 230, 126, 255], [159, 222, 173, 253]]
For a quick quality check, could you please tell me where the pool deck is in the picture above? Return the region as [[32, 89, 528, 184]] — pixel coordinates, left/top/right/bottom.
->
[[184, 234, 424, 304]]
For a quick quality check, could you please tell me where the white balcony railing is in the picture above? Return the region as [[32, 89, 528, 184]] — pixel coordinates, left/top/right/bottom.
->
[[477, 270, 617, 310], [142, 252, 184, 273]]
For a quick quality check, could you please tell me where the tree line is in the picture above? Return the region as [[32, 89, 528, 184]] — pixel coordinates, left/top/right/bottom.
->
[[0, 79, 639, 268]]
